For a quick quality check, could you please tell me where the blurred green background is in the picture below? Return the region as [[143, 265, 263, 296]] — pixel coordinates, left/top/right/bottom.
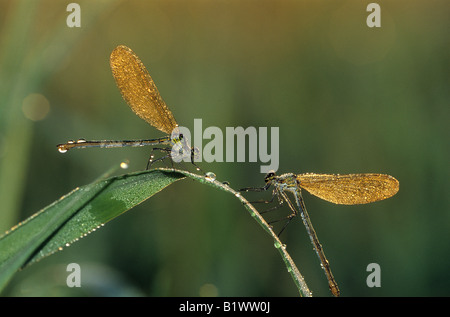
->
[[0, 0, 448, 296]]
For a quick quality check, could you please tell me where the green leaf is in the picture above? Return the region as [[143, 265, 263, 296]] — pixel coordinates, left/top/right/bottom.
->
[[0, 167, 311, 297], [0, 169, 184, 291]]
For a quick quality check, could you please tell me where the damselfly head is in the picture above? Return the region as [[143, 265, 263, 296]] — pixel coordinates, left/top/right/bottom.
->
[[264, 170, 277, 184]]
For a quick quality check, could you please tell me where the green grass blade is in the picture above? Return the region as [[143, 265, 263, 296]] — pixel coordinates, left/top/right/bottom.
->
[[157, 168, 312, 297], [0, 169, 184, 291], [0, 167, 310, 296]]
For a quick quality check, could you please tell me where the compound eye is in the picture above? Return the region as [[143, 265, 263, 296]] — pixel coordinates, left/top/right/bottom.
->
[[264, 171, 276, 182]]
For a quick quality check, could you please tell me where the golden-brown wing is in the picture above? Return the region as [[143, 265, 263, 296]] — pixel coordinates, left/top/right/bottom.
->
[[110, 45, 178, 135], [296, 173, 399, 205]]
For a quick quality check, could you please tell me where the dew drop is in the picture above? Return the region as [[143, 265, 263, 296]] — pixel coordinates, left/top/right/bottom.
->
[[274, 241, 286, 250], [76, 138, 86, 143], [120, 161, 129, 169], [204, 172, 216, 181], [58, 146, 68, 153]]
